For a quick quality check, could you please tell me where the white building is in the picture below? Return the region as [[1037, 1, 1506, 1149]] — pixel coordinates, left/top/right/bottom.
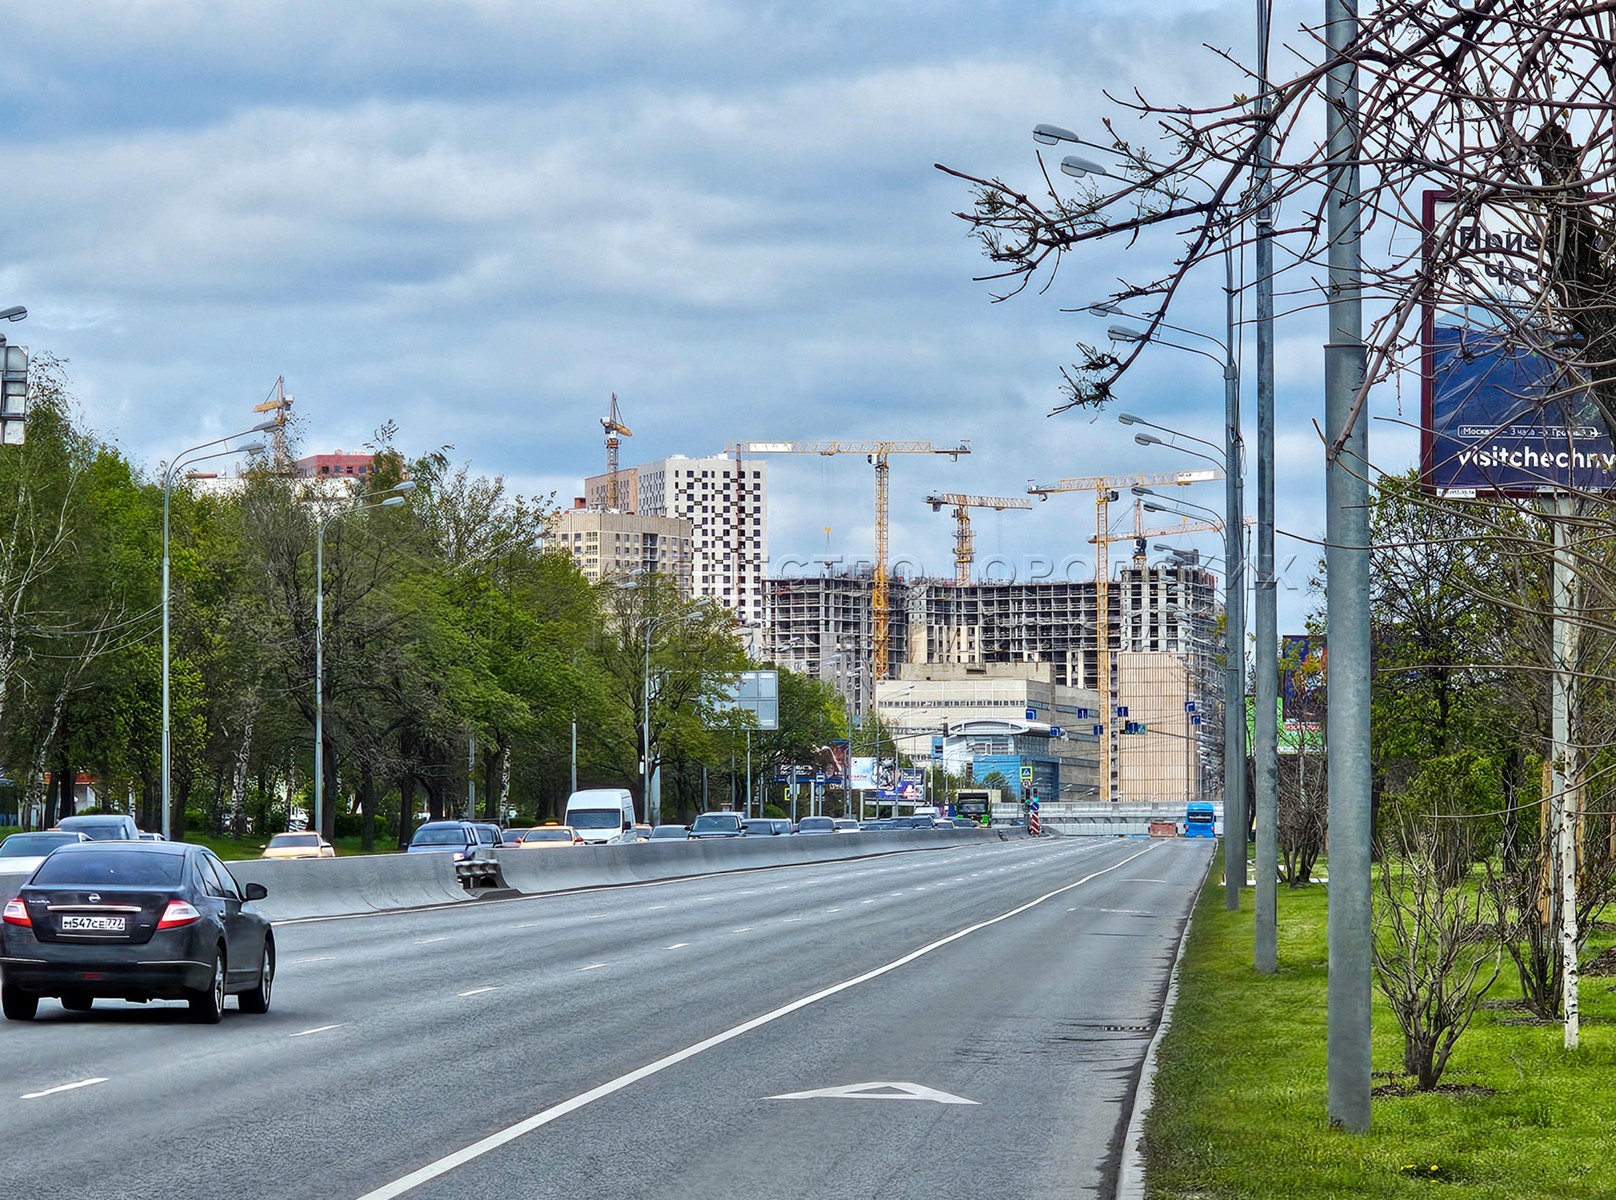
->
[[549, 505, 694, 591], [586, 454, 769, 627]]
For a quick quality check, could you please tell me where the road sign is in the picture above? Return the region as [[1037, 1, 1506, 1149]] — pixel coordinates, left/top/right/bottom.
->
[[1049, 726, 1063, 738], [1019, 765, 1034, 783], [1025, 707, 1037, 720], [1115, 705, 1129, 718]]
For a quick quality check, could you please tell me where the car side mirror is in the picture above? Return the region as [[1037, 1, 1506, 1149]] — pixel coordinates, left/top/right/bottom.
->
[[243, 882, 269, 901]]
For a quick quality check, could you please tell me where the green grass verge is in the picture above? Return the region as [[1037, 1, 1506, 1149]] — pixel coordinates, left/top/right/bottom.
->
[[1144, 857, 1616, 1199]]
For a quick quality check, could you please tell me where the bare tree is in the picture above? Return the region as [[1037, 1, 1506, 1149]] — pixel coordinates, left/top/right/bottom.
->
[[1373, 822, 1505, 1091]]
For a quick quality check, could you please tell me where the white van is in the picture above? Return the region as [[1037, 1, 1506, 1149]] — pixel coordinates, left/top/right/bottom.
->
[[563, 789, 638, 845]]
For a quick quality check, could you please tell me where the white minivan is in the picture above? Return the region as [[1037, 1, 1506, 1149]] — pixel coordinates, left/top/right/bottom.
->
[[563, 789, 638, 845]]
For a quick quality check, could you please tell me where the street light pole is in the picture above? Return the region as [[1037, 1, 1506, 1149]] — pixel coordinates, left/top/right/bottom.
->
[[312, 484, 413, 840], [1112, 310, 1246, 911], [160, 424, 276, 839]]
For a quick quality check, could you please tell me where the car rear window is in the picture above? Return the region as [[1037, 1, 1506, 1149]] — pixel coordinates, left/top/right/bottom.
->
[[269, 834, 320, 848], [524, 829, 572, 842], [31, 850, 183, 887], [0, 833, 79, 856], [412, 825, 468, 846]]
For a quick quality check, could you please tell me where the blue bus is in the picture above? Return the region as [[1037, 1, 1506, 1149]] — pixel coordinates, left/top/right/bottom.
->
[[1184, 801, 1217, 838]]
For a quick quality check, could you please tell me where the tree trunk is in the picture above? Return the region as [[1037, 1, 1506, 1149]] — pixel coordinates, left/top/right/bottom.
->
[[359, 762, 376, 852]]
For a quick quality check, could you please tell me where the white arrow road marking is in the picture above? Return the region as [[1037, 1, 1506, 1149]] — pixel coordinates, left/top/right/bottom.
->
[[22, 1078, 106, 1100], [767, 1082, 979, 1105]]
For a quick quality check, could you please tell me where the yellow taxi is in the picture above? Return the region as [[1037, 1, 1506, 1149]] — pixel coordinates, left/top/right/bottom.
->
[[512, 824, 582, 848], [260, 831, 336, 859]]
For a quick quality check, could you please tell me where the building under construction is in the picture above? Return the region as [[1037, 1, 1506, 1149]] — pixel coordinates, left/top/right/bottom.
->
[[767, 562, 1216, 696]]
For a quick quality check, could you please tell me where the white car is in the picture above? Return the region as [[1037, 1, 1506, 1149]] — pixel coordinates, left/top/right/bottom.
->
[[0, 830, 93, 876]]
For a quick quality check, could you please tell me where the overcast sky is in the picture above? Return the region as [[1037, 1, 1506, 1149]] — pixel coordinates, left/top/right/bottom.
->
[[2, 2, 1410, 634]]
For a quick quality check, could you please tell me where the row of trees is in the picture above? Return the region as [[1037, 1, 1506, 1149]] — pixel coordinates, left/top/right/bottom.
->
[[0, 363, 859, 848]]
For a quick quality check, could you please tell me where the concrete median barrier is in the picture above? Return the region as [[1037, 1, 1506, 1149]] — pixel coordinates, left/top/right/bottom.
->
[[225, 827, 995, 920]]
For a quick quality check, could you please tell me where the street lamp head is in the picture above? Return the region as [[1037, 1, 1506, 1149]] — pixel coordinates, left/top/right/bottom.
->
[[0, 306, 25, 322], [1033, 123, 1079, 146], [251, 418, 282, 433], [1108, 325, 1147, 343], [1131, 485, 1157, 497], [376, 495, 406, 508], [1061, 155, 1109, 180], [389, 480, 418, 494], [236, 441, 266, 455], [1086, 301, 1120, 316], [1135, 433, 1164, 447], [1117, 412, 1142, 426]]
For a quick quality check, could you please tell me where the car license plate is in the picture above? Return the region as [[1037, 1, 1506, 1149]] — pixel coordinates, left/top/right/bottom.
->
[[60, 915, 126, 933]]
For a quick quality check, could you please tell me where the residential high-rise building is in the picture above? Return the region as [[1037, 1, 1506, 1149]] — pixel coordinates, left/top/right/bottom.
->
[[549, 503, 693, 591], [586, 454, 769, 627]]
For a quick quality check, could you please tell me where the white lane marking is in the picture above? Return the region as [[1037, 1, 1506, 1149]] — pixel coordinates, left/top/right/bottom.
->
[[861, 899, 876, 905], [353, 842, 1159, 1200], [665, 943, 689, 950], [577, 963, 607, 972], [415, 937, 448, 945], [768, 1081, 978, 1105], [290, 1025, 344, 1038], [512, 922, 543, 929], [783, 916, 803, 922], [22, 1078, 106, 1100], [290, 956, 335, 964], [459, 987, 498, 997], [825, 908, 842, 914], [731, 927, 753, 933], [694, 896, 716, 902], [647, 905, 669, 911], [586, 914, 608, 920]]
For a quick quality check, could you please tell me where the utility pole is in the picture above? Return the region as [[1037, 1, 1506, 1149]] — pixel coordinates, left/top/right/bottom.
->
[[1324, 0, 1372, 1134]]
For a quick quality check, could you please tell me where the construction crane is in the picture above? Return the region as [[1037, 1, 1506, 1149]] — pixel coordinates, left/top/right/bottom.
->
[[601, 394, 633, 511], [727, 440, 971, 681], [1027, 468, 1220, 804], [924, 493, 1033, 585]]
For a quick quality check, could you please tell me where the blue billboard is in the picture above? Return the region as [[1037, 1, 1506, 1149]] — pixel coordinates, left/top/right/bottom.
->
[[1424, 324, 1616, 495]]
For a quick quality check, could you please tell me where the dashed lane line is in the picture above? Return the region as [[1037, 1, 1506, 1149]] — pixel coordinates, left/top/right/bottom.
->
[[22, 1078, 106, 1100]]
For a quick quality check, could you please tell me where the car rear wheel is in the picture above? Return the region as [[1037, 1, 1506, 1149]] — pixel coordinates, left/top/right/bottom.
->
[[238, 938, 274, 1014], [188, 948, 226, 1023], [60, 993, 93, 1012], [2, 982, 38, 1021]]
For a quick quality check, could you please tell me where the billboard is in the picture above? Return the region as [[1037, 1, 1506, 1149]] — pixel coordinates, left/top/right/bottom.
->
[[1281, 635, 1326, 723], [1420, 191, 1616, 496], [849, 756, 897, 793]]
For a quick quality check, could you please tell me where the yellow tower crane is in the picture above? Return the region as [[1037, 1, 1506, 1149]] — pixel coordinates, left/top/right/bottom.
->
[[727, 440, 971, 680], [924, 493, 1034, 585], [1027, 468, 1220, 803], [601, 394, 633, 511]]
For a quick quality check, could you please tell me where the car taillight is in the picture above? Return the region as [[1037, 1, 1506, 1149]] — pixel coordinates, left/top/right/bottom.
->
[[157, 899, 201, 929], [2, 897, 29, 927]]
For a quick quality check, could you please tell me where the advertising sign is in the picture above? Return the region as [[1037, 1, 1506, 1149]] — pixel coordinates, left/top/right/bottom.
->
[[1421, 191, 1616, 496], [713, 670, 780, 730], [850, 756, 897, 792], [1281, 634, 1327, 723]]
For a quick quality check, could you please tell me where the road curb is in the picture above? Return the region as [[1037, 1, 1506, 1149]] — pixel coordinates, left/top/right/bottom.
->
[[1115, 846, 1215, 1200]]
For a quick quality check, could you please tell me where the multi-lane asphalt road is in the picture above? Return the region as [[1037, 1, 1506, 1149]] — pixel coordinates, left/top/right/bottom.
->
[[2, 835, 1213, 1200]]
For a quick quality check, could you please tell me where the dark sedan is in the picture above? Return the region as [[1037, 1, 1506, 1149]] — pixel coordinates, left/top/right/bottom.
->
[[0, 841, 274, 1023]]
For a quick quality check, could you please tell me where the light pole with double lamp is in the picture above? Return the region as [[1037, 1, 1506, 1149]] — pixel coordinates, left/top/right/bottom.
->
[[312, 482, 416, 840], [161, 423, 279, 838], [1115, 393, 1246, 911]]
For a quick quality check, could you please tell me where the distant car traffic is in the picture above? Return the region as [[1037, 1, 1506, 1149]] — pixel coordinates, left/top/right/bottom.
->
[[407, 821, 501, 861], [0, 831, 92, 876], [53, 813, 141, 841], [831, 818, 861, 832], [687, 812, 744, 839], [795, 816, 836, 835], [260, 832, 336, 859], [741, 818, 789, 836], [648, 824, 689, 841], [0, 841, 275, 1023]]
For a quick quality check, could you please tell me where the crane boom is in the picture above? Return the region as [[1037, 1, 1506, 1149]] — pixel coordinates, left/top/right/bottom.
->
[[1026, 469, 1219, 804], [727, 440, 970, 682], [924, 493, 1033, 585]]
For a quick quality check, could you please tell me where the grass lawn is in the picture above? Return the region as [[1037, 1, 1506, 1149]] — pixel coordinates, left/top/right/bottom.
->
[[1144, 854, 1616, 1199]]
